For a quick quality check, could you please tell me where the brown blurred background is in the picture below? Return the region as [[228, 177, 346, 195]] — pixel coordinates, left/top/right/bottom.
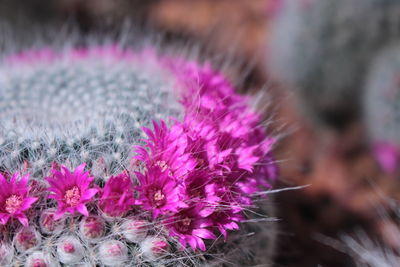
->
[[2, 0, 400, 266]]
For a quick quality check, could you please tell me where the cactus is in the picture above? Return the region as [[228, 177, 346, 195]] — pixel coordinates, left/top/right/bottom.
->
[[0, 33, 278, 266], [268, 0, 400, 128], [363, 43, 400, 173]]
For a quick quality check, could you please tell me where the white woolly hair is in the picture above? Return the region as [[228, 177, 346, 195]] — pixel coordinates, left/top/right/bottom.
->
[[268, 0, 400, 125], [0, 17, 279, 267]]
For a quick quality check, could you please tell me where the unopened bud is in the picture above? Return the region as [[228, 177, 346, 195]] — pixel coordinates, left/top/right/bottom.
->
[[121, 218, 149, 243], [140, 236, 169, 261], [39, 209, 65, 234], [79, 215, 105, 241], [15, 227, 41, 252], [98, 240, 128, 266], [25, 251, 57, 267], [57, 236, 84, 264]]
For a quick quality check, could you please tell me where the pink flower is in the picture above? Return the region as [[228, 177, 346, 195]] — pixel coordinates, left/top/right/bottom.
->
[[165, 205, 216, 251], [135, 166, 187, 218], [46, 163, 98, 220], [0, 173, 37, 227], [99, 172, 136, 217], [135, 120, 196, 180]]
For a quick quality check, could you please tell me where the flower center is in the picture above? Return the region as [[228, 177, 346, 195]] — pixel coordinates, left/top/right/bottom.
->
[[64, 186, 81, 207], [5, 194, 23, 214], [155, 161, 173, 176], [177, 216, 192, 233], [153, 190, 165, 202], [182, 216, 191, 226], [156, 161, 168, 172]]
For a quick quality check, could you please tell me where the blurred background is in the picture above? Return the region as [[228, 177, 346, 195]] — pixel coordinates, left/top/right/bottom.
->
[[1, 0, 399, 266]]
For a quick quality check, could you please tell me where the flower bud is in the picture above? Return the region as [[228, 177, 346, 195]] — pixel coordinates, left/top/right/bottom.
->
[[56, 236, 84, 264], [140, 236, 169, 261], [39, 209, 65, 234], [98, 240, 128, 266], [121, 218, 149, 243], [15, 227, 41, 252], [25, 251, 57, 267], [79, 215, 105, 241]]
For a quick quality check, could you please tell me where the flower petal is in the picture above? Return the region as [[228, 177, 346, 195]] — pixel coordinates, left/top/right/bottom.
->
[[20, 197, 38, 211], [81, 188, 98, 201], [76, 204, 89, 217], [16, 214, 29, 227]]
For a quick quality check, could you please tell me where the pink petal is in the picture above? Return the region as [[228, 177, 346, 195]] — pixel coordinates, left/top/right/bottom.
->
[[117, 191, 127, 206], [75, 163, 86, 174], [76, 204, 89, 217], [18, 173, 30, 188], [196, 237, 206, 251], [20, 197, 38, 210], [10, 172, 18, 184], [53, 208, 66, 220], [81, 188, 98, 201], [0, 173, 6, 184], [192, 229, 216, 239], [16, 214, 29, 227], [199, 207, 214, 217], [187, 236, 197, 251], [0, 214, 10, 225]]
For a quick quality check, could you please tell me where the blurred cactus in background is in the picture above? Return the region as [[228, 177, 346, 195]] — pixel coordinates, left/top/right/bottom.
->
[[364, 44, 400, 173], [268, 0, 400, 129]]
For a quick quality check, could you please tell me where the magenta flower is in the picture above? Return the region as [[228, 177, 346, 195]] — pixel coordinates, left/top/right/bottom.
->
[[135, 166, 187, 218], [0, 173, 37, 227], [99, 172, 136, 217], [135, 120, 196, 180], [46, 163, 98, 220], [166, 205, 216, 251]]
